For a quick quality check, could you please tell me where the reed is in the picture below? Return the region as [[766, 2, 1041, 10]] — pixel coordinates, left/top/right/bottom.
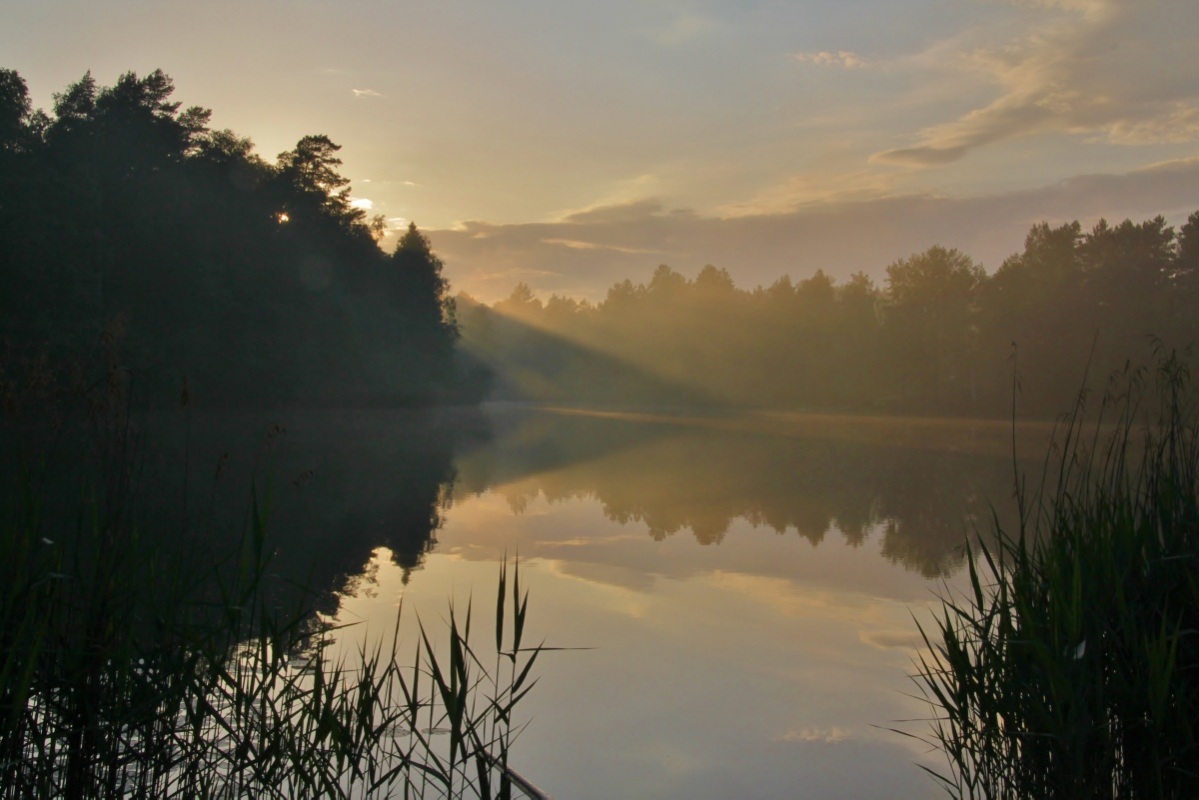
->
[[0, 359, 544, 800], [914, 347, 1199, 798], [1, 480, 544, 799]]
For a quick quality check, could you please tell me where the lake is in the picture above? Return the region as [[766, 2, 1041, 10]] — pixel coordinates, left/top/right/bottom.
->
[[255, 404, 1049, 800]]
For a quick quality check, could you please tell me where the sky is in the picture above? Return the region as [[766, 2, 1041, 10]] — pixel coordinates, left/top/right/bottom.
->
[[4, 0, 1199, 302]]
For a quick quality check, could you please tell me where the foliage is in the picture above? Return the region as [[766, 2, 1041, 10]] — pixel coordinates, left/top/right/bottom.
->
[[1, 504, 543, 799], [0, 67, 473, 408], [884, 246, 985, 411], [461, 213, 1199, 417], [913, 350, 1199, 798], [0, 343, 540, 799], [0, 434, 541, 799]]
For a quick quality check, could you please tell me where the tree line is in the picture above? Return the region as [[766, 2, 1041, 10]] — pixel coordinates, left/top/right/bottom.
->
[[0, 68, 483, 409], [458, 212, 1199, 417]]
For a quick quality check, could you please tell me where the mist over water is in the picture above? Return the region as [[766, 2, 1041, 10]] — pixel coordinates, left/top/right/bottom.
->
[[4, 62, 1196, 798], [271, 404, 1047, 799], [43, 402, 1028, 796]]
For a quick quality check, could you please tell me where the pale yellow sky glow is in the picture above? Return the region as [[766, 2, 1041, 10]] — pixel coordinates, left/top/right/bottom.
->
[[4, 0, 1197, 300], [323, 485, 958, 797]]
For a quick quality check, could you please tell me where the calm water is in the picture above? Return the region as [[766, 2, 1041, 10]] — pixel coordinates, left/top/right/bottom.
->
[[273, 405, 1048, 800]]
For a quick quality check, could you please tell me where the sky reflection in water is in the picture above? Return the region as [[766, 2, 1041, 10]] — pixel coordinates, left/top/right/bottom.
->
[[323, 407, 1045, 799]]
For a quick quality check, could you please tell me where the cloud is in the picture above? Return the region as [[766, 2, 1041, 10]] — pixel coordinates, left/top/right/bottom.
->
[[793, 50, 869, 69], [777, 727, 853, 744], [717, 169, 905, 218], [872, 145, 972, 167], [1105, 104, 1199, 146], [374, 216, 409, 238], [351, 88, 383, 98], [540, 238, 672, 256], [349, 197, 373, 211], [564, 198, 678, 225], [871, 0, 1199, 165], [861, 630, 921, 650], [429, 158, 1199, 303]]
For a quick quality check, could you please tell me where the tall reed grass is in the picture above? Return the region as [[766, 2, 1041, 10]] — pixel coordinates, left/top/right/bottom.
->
[[915, 348, 1199, 798], [1, 356, 545, 799], [1, 482, 545, 799]]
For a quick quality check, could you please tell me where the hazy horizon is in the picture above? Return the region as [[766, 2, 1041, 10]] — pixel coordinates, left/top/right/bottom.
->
[[5, 5, 1198, 793], [5, 0, 1198, 302]]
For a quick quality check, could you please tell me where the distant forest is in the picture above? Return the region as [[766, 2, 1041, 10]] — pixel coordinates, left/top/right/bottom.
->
[[5, 69, 1197, 418], [0, 68, 482, 409], [459, 211, 1199, 417]]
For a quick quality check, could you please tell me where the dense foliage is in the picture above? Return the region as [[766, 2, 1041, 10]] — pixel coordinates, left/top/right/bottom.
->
[[461, 216, 1199, 417], [0, 68, 479, 408], [0, 332, 532, 799], [1, 483, 540, 799], [916, 353, 1199, 798]]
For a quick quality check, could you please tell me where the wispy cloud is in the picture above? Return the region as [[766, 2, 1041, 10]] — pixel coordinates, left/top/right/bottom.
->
[[471, 267, 562, 284], [861, 630, 921, 650], [541, 238, 672, 256], [872, 0, 1199, 166], [1105, 104, 1199, 146], [793, 50, 869, 69], [351, 88, 384, 98], [563, 198, 675, 225], [431, 158, 1199, 303], [376, 216, 408, 237], [777, 727, 853, 744], [717, 168, 904, 217]]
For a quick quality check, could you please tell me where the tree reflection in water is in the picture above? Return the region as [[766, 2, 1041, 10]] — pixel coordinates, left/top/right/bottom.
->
[[454, 406, 1049, 578], [40, 404, 1045, 612]]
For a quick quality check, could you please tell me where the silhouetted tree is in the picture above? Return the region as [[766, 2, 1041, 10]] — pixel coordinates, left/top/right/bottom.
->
[[884, 246, 984, 410], [0, 67, 478, 408], [1173, 212, 1199, 337], [456, 212, 1196, 416], [0, 69, 32, 154]]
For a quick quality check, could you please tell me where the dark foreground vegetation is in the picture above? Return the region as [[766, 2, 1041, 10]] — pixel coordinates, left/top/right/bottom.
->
[[2, 514, 541, 799], [0, 67, 483, 408], [461, 212, 1199, 417], [0, 383, 541, 800], [915, 352, 1199, 798], [0, 55, 533, 789]]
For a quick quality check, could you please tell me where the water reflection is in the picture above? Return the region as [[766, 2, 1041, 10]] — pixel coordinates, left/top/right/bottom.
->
[[19, 403, 1049, 613], [174, 408, 480, 604], [337, 505, 959, 799], [7, 407, 474, 619], [240, 405, 1052, 800], [454, 406, 1048, 577], [14, 402, 1049, 798], [384, 408, 1058, 798]]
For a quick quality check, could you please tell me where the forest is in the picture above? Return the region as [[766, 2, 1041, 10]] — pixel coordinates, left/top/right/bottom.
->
[[4, 68, 1197, 419], [0, 68, 483, 410], [2, 65, 1197, 799], [459, 213, 1199, 417]]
